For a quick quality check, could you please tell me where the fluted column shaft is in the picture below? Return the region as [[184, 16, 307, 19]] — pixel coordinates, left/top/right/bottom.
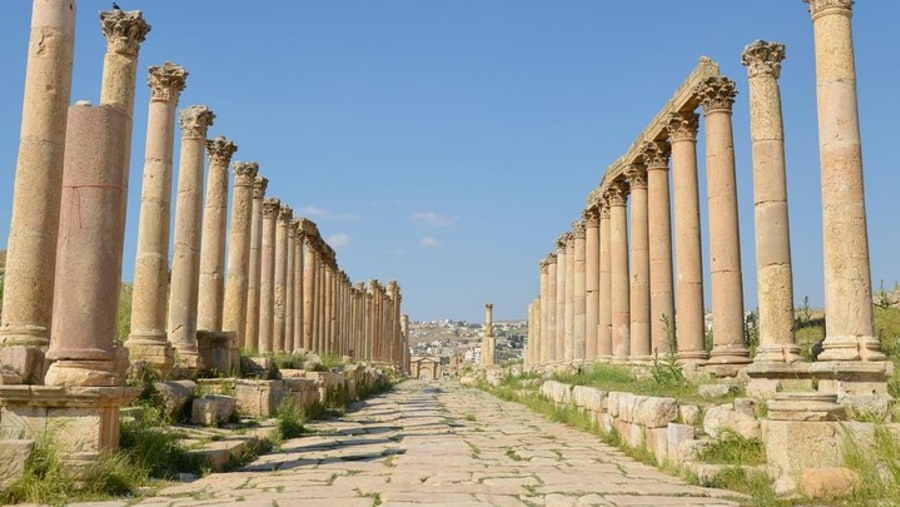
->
[[222, 162, 258, 348], [598, 202, 612, 356], [643, 141, 675, 355], [628, 165, 651, 358], [257, 198, 279, 354], [608, 182, 630, 358], [584, 211, 600, 360]]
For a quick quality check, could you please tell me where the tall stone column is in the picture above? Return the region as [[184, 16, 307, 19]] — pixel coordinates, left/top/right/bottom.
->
[[804, 0, 883, 361], [324, 265, 335, 354], [197, 136, 237, 333], [388, 281, 401, 362], [607, 180, 631, 358], [365, 283, 375, 360], [222, 162, 258, 348], [544, 254, 558, 362], [573, 221, 587, 360], [127, 62, 185, 375], [273, 205, 292, 353], [564, 233, 576, 361], [0, 0, 75, 381], [538, 258, 549, 364], [257, 198, 280, 354], [667, 111, 708, 362], [627, 164, 651, 359], [598, 199, 613, 357], [45, 102, 126, 386], [584, 209, 600, 360], [742, 41, 801, 363], [482, 303, 494, 366], [554, 235, 568, 362], [302, 232, 317, 352], [168, 105, 215, 369], [285, 224, 295, 350], [292, 225, 305, 353], [697, 76, 750, 366], [243, 176, 267, 350], [641, 140, 675, 355], [316, 261, 326, 353]]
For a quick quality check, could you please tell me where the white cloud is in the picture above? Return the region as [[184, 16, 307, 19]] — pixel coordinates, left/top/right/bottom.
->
[[327, 233, 351, 248], [420, 236, 440, 248], [413, 211, 452, 226], [302, 205, 329, 217]]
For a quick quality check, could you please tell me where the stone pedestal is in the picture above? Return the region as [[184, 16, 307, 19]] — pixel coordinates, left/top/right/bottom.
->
[[196, 330, 238, 376], [222, 162, 258, 349], [243, 176, 267, 351]]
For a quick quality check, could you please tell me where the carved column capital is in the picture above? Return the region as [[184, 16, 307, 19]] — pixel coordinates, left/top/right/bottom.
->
[[742, 40, 786, 79], [547, 253, 558, 265], [278, 205, 294, 225], [100, 9, 151, 57], [583, 207, 600, 227], [262, 198, 282, 218], [666, 111, 700, 142], [179, 105, 215, 139], [232, 161, 258, 186], [147, 62, 187, 104], [573, 220, 586, 239], [625, 163, 648, 189], [555, 234, 568, 251], [564, 231, 576, 247], [207, 136, 238, 167], [804, 0, 853, 19], [253, 175, 268, 199], [639, 140, 671, 170], [539, 257, 550, 271], [597, 198, 611, 219], [604, 179, 629, 207], [696, 76, 739, 112]]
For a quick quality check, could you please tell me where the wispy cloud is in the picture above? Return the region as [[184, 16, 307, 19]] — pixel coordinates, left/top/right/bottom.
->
[[413, 211, 453, 227], [327, 233, 351, 248], [298, 206, 360, 221], [420, 236, 440, 248], [301, 205, 329, 217]]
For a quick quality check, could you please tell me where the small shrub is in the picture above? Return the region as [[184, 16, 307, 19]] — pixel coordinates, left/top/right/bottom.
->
[[275, 398, 307, 440], [696, 431, 766, 465]]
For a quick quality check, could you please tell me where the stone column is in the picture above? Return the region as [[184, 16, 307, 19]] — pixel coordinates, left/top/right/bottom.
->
[[526, 301, 534, 366], [804, 0, 883, 361], [564, 233, 576, 361], [257, 198, 280, 354], [285, 224, 295, 350], [0, 0, 75, 381], [573, 221, 587, 360], [273, 205, 292, 353], [607, 180, 630, 358], [222, 161, 258, 348], [324, 265, 335, 354], [641, 140, 675, 355], [316, 261, 326, 353], [584, 209, 600, 360], [197, 136, 237, 333], [598, 199, 613, 357], [627, 164, 651, 359], [366, 282, 376, 360], [554, 235, 568, 362], [742, 41, 801, 363], [302, 232, 317, 352], [292, 225, 305, 353], [45, 102, 126, 386], [538, 258, 549, 364], [483, 303, 494, 366], [126, 62, 185, 375], [697, 76, 750, 367], [389, 281, 401, 362], [243, 176, 267, 350], [168, 105, 215, 369], [667, 111, 708, 362], [544, 254, 558, 362]]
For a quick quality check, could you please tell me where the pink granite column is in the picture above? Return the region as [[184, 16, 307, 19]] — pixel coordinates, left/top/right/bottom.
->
[[627, 164, 651, 359], [640, 140, 675, 355], [667, 111, 708, 362], [598, 199, 613, 357], [126, 62, 185, 374], [544, 254, 558, 362], [804, 0, 883, 361], [243, 176, 267, 350], [584, 209, 600, 360], [222, 162, 258, 348], [554, 235, 568, 362], [0, 0, 75, 381], [197, 136, 237, 333], [45, 102, 126, 386], [697, 76, 750, 367], [607, 180, 630, 358], [168, 105, 215, 369], [273, 205, 292, 352], [742, 41, 801, 363], [257, 198, 280, 354]]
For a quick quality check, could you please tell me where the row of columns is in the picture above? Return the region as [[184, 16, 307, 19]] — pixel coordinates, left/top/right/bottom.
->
[[526, 0, 884, 371]]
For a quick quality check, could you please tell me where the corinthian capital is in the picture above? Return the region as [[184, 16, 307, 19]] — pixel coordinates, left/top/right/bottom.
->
[[207, 136, 238, 168], [572, 220, 586, 239], [253, 175, 268, 199], [742, 40, 786, 79], [554, 234, 568, 251], [640, 140, 671, 170], [263, 198, 282, 218], [147, 62, 187, 103], [696, 76, 738, 112], [547, 253, 558, 265], [626, 163, 648, 189], [278, 205, 294, 225], [583, 207, 600, 227], [232, 161, 258, 186], [604, 179, 629, 207], [666, 111, 699, 142], [804, 0, 853, 19], [100, 9, 151, 56], [179, 105, 215, 139]]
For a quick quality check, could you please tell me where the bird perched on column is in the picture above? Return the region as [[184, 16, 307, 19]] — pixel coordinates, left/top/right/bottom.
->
[[112, 2, 121, 10]]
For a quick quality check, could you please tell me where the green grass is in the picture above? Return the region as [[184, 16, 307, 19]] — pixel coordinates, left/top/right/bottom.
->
[[840, 424, 900, 506], [695, 431, 766, 465], [696, 467, 784, 507], [274, 398, 308, 440]]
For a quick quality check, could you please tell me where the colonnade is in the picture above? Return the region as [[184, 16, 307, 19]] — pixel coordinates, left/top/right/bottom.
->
[[526, 0, 887, 379]]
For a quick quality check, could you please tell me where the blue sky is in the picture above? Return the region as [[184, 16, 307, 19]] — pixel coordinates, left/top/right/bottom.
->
[[1, 1, 898, 323]]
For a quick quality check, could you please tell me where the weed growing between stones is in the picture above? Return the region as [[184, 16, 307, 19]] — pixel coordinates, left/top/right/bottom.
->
[[696, 467, 781, 507], [842, 424, 900, 506], [695, 431, 766, 465], [274, 397, 308, 440]]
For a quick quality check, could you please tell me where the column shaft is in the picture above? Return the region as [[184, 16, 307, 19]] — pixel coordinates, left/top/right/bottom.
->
[[554, 238, 567, 361], [273, 205, 292, 353], [598, 202, 612, 356], [628, 166, 651, 358], [642, 141, 675, 355], [544, 255, 558, 362], [608, 182, 630, 358], [584, 211, 600, 360], [222, 162, 258, 348], [573, 223, 587, 360], [243, 176, 266, 351], [257, 198, 280, 354]]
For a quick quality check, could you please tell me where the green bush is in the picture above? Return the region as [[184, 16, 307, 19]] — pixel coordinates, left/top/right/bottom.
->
[[274, 398, 308, 440]]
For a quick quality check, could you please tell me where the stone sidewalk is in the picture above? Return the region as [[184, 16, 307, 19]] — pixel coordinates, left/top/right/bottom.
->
[[60, 380, 743, 506]]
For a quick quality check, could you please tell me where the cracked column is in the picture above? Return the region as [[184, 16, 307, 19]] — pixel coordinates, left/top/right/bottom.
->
[[584, 209, 600, 360], [573, 221, 587, 361], [243, 176, 267, 350], [697, 76, 750, 367], [257, 198, 280, 354], [804, 0, 883, 361], [127, 63, 186, 374], [554, 235, 568, 362], [168, 105, 214, 369], [598, 198, 613, 357], [0, 0, 75, 382], [607, 180, 630, 358], [627, 163, 651, 359], [222, 161, 258, 349], [667, 111, 707, 362], [742, 41, 801, 363], [544, 254, 558, 362], [641, 140, 675, 355], [197, 136, 237, 333], [273, 205, 292, 353]]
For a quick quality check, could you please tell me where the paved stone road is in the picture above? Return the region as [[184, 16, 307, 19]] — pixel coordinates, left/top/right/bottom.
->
[[68, 380, 743, 507]]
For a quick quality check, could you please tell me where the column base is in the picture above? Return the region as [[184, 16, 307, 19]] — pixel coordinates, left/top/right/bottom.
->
[[753, 343, 803, 364], [126, 331, 175, 379], [676, 350, 708, 367], [44, 359, 118, 387], [817, 335, 886, 362], [0, 324, 50, 384]]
